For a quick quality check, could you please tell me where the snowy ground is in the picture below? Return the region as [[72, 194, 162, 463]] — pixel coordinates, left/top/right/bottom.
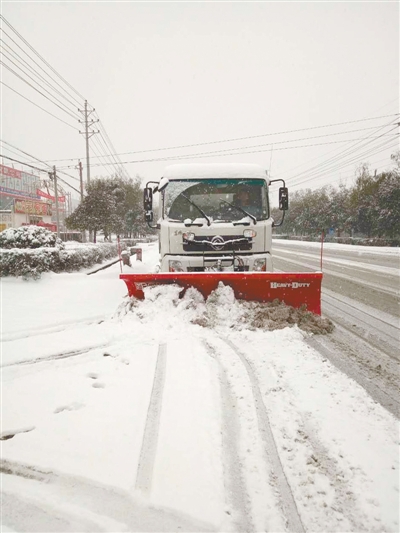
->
[[1, 242, 399, 532], [273, 239, 400, 256]]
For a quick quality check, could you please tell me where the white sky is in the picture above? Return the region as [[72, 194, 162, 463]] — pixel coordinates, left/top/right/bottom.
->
[[1, 2, 399, 199]]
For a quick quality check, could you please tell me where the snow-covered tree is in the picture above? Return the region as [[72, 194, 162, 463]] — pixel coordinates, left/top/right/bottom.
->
[[66, 175, 142, 241], [273, 153, 399, 241], [327, 184, 352, 236], [376, 172, 400, 238]]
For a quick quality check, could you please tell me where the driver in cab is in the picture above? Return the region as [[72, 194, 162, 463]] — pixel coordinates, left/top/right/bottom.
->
[[233, 188, 259, 219], [235, 189, 251, 208]]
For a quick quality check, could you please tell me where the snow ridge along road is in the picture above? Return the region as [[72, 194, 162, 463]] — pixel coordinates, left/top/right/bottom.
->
[[135, 343, 167, 495]]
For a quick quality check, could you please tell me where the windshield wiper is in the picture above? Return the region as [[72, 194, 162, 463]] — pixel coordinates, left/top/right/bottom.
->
[[181, 194, 211, 226], [220, 200, 257, 224]]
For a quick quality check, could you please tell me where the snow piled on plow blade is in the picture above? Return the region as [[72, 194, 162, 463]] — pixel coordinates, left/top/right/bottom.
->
[[117, 283, 333, 335], [120, 272, 323, 315]]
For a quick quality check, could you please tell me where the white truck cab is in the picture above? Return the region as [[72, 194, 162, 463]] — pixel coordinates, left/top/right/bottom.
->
[[144, 163, 288, 272]]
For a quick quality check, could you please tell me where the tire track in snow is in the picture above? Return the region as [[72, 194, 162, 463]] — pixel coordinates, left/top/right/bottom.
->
[[298, 413, 379, 532], [202, 339, 253, 533], [306, 332, 400, 420], [322, 290, 399, 359], [323, 289, 399, 331], [264, 357, 388, 532], [135, 343, 167, 495], [2, 344, 110, 368], [218, 336, 305, 533], [2, 317, 108, 342], [1, 459, 214, 532], [2, 492, 105, 533], [234, 337, 393, 531]]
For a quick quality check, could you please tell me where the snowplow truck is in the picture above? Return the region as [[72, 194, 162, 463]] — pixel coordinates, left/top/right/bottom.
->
[[120, 163, 322, 314]]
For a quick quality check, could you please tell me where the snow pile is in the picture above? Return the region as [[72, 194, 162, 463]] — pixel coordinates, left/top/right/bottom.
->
[[0, 225, 64, 249], [122, 282, 333, 334], [238, 298, 334, 334], [118, 285, 207, 327], [0, 242, 119, 279]]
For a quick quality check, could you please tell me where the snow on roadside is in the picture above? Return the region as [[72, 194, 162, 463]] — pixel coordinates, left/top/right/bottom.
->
[[272, 238, 400, 256], [227, 328, 399, 532], [1, 241, 399, 532]]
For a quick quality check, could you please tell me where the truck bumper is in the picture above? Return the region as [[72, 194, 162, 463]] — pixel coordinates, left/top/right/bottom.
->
[[161, 252, 273, 272]]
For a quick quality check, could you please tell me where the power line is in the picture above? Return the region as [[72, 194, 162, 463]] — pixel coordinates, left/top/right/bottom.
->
[[150, 127, 398, 160], [0, 38, 81, 110], [92, 112, 399, 157], [54, 173, 81, 195], [91, 131, 121, 175], [1, 54, 81, 121], [1, 153, 82, 195], [56, 167, 81, 183], [89, 136, 116, 178], [1, 61, 81, 121], [98, 130, 130, 179], [51, 113, 399, 166], [1, 140, 54, 169], [272, 119, 398, 179], [1, 82, 77, 129], [287, 138, 399, 189], [309, 155, 397, 187], [0, 15, 86, 103], [289, 142, 399, 190], [0, 28, 84, 109], [95, 115, 130, 179], [0, 154, 47, 173], [0, 144, 30, 161], [286, 138, 398, 189], [86, 133, 398, 168], [24, 120, 399, 166], [286, 123, 399, 186], [0, 16, 126, 193], [282, 119, 398, 182], [1, 157, 57, 202], [1, 141, 81, 187]]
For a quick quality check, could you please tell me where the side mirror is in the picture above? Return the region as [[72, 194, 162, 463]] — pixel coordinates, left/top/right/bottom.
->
[[279, 187, 289, 211], [144, 187, 153, 211]]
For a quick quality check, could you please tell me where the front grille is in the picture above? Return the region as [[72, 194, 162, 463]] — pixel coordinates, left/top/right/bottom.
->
[[183, 235, 252, 252], [187, 265, 249, 272]]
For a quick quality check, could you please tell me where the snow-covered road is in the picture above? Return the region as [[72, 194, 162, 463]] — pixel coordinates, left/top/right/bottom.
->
[[273, 239, 400, 418], [1, 243, 399, 532]]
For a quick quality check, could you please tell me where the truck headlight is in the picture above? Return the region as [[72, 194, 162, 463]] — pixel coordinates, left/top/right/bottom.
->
[[243, 229, 256, 238], [169, 260, 184, 272], [253, 258, 266, 271], [183, 232, 195, 241]]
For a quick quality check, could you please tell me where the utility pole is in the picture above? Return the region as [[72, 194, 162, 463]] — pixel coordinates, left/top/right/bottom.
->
[[68, 192, 72, 241], [78, 100, 99, 186], [76, 160, 86, 242], [78, 160, 84, 201], [78, 100, 98, 241], [50, 165, 60, 238]]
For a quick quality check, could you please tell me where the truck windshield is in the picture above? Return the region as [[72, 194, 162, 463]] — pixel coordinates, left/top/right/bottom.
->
[[163, 178, 269, 222]]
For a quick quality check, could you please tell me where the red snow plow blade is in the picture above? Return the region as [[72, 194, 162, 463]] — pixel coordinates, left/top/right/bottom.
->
[[120, 272, 323, 315]]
